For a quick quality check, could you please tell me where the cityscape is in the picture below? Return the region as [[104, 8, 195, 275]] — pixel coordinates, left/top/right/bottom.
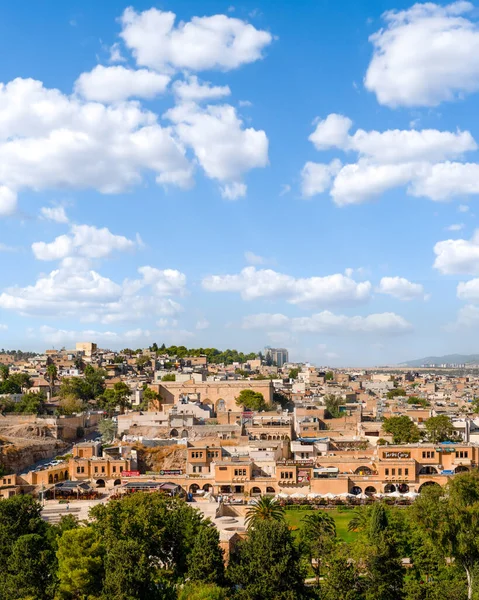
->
[[3, 0, 479, 598]]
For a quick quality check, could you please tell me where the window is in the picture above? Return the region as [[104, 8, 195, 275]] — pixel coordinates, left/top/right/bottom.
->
[[234, 469, 246, 476], [423, 451, 435, 459], [112, 466, 116, 473], [76, 467, 81, 474], [119, 466, 123, 473], [398, 468, 402, 476], [81, 467, 85, 474], [385, 468, 389, 476], [94, 466, 98, 474], [458, 450, 469, 458], [405, 468, 409, 476], [101, 466, 105, 473], [392, 468, 396, 476], [219, 467, 227, 471]]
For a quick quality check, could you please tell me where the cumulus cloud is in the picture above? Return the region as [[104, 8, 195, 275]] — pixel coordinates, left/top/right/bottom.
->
[[457, 278, 479, 301], [40, 206, 69, 224], [36, 325, 155, 348], [75, 65, 170, 103], [0, 263, 185, 323], [434, 230, 479, 274], [172, 76, 231, 102], [301, 160, 341, 198], [119, 7, 273, 72], [32, 224, 137, 261], [365, 1, 479, 107], [446, 223, 465, 231], [377, 276, 426, 300], [0, 77, 193, 200], [301, 113, 479, 205], [202, 266, 371, 307], [241, 311, 412, 335], [165, 102, 268, 197], [244, 251, 266, 265], [449, 303, 479, 329], [195, 318, 210, 330]]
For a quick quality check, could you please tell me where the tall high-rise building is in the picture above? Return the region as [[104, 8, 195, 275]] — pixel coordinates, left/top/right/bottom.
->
[[264, 347, 289, 367]]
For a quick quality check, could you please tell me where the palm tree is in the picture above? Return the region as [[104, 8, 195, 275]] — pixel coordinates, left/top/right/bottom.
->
[[348, 506, 371, 533], [245, 496, 285, 529], [46, 364, 58, 399], [300, 511, 336, 585]]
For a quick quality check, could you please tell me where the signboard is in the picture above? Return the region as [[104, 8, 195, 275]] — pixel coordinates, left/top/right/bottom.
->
[[121, 471, 140, 477], [159, 469, 182, 476], [383, 451, 411, 459], [297, 469, 311, 483]]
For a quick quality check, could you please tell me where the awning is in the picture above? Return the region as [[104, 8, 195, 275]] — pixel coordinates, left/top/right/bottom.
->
[[314, 467, 339, 474]]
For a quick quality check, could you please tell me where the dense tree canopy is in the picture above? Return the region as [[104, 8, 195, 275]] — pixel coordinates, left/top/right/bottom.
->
[[236, 389, 267, 411], [383, 415, 421, 444]]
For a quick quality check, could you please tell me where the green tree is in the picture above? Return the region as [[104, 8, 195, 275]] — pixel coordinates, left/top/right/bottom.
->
[[412, 472, 479, 599], [325, 371, 334, 381], [289, 368, 300, 379], [386, 388, 406, 399], [0, 363, 9, 381], [321, 546, 365, 600], [178, 583, 229, 600], [142, 386, 160, 409], [56, 527, 104, 599], [186, 523, 225, 586], [46, 363, 58, 398], [14, 391, 46, 414], [113, 381, 131, 414], [2, 533, 55, 599], [407, 396, 429, 407], [99, 418, 117, 442], [136, 354, 151, 371], [102, 538, 170, 600], [244, 496, 285, 529], [162, 373, 176, 381], [8, 372, 32, 391], [324, 394, 345, 418], [383, 415, 421, 443], [235, 389, 267, 411], [58, 393, 84, 415], [424, 415, 458, 443], [227, 519, 307, 600], [299, 511, 336, 585]]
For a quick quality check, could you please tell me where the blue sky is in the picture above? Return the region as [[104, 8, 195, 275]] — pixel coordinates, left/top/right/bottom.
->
[[1, 0, 479, 366]]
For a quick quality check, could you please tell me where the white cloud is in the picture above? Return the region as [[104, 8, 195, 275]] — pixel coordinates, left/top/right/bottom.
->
[[302, 113, 479, 205], [309, 114, 352, 150], [0, 263, 185, 324], [309, 114, 476, 162], [242, 313, 290, 329], [365, 1, 479, 107], [172, 75, 231, 102], [32, 224, 137, 261], [291, 311, 412, 335], [109, 43, 126, 63], [221, 182, 247, 200], [165, 102, 268, 196], [195, 318, 210, 330], [457, 278, 479, 301], [37, 325, 154, 348], [75, 65, 170, 103], [434, 230, 479, 274], [119, 7, 273, 72], [241, 311, 412, 335], [0, 187, 17, 216], [377, 276, 426, 300], [40, 206, 69, 224], [0, 243, 16, 252], [459, 204, 470, 212], [202, 266, 371, 307], [244, 251, 266, 265], [301, 160, 341, 198], [0, 78, 193, 198], [446, 223, 465, 231], [279, 184, 291, 196], [449, 303, 479, 329]]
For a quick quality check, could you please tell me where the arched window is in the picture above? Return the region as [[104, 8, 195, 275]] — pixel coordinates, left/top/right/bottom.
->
[[170, 429, 179, 438], [418, 481, 441, 493], [251, 487, 262, 496], [384, 483, 396, 493], [217, 398, 226, 412], [365, 486, 376, 496], [48, 474, 53, 484]]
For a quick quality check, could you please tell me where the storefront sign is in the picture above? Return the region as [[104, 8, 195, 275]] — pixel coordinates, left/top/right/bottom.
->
[[297, 469, 311, 483], [121, 471, 140, 477], [383, 451, 410, 459], [159, 469, 182, 476]]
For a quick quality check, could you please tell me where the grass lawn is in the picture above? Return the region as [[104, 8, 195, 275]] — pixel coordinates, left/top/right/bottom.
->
[[285, 508, 358, 543]]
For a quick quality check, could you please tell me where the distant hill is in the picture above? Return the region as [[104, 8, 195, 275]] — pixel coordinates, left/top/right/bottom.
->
[[399, 354, 479, 367]]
